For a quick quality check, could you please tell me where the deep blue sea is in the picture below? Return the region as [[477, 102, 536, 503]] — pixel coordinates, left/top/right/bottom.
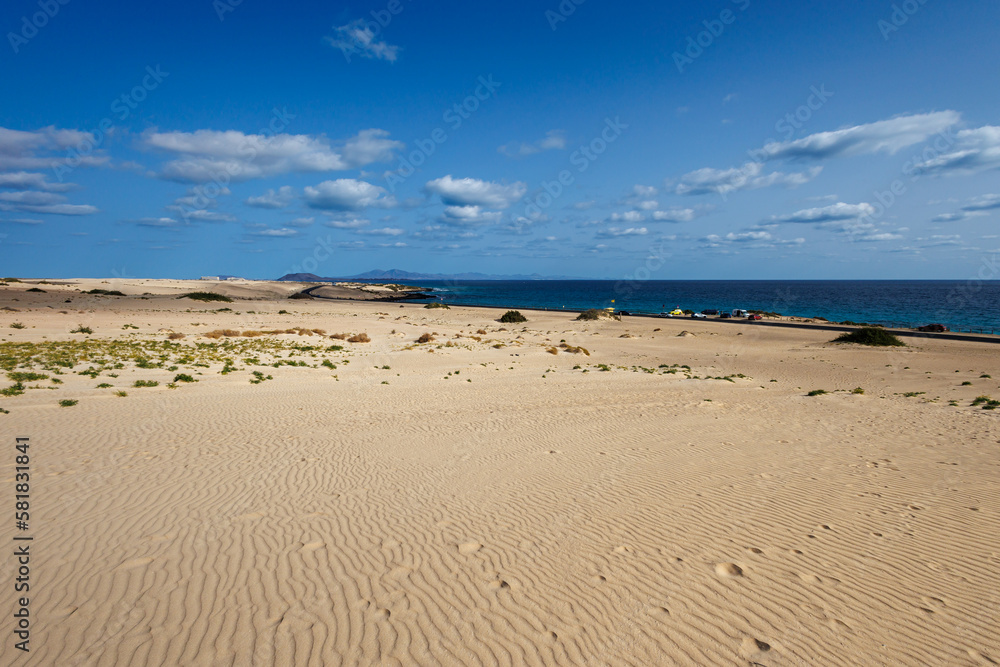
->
[[399, 280, 1000, 333]]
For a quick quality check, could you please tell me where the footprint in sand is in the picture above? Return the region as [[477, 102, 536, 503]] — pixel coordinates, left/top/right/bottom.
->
[[591, 575, 608, 584], [301, 541, 324, 551], [487, 579, 510, 590], [714, 563, 743, 577], [458, 542, 483, 555]]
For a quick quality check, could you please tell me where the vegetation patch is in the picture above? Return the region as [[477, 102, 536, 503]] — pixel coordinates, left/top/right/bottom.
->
[[59, 399, 78, 407], [71, 325, 94, 334], [806, 389, 828, 396], [832, 327, 905, 347], [87, 289, 126, 296], [499, 310, 527, 324], [179, 292, 232, 303], [424, 302, 450, 309], [575, 309, 620, 322]]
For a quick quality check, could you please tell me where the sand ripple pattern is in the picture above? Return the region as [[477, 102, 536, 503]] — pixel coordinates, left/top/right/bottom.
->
[[2, 372, 999, 666]]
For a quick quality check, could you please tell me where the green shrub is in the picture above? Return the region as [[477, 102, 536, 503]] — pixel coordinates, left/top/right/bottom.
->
[[499, 310, 527, 323], [133, 380, 159, 388], [59, 399, 78, 407], [96, 383, 113, 388], [27, 287, 46, 293], [71, 325, 93, 334], [851, 387, 865, 394], [9, 322, 26, 329], [173, 373, 196, 383], [424, 302, 450, 309], [575, 309, 602, 321], [87, 289, 126, 296], [179, 292, 232, 303], [1, 382, 25, 397], [807, 389, 828, 396], [832, 327, 905, 347], [8, 372, 48, 382]]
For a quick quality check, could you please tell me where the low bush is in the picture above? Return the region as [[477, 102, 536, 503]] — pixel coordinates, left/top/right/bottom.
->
[[71, 325, 93, 334], [59, 399, 78, 407], [832, 327, 905, 347], [179, 292, 232, 303], [499, 310, 527, 324], [347, 333, 370, 343], [424, 302, 450, 309], [417, 333, 435, 343], [807, 389, 828, 396]]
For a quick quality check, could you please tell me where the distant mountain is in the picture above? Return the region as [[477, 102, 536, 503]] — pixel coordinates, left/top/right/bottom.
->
[[277, 269, 577, 282]]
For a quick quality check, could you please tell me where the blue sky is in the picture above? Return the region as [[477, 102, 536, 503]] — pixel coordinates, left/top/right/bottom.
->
[[2, 0, 999, 279]]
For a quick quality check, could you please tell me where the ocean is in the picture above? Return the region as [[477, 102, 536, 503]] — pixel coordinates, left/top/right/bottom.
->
[[400, 280, 1000, 333]]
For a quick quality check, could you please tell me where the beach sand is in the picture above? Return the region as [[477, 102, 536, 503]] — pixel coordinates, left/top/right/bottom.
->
[[1, 279, 998, 666]]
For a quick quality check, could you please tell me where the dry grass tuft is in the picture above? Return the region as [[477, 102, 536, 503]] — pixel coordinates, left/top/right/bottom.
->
[[417, 333, 435, 344], [347, 333, 370, 343], [167, 332, 185, 340]]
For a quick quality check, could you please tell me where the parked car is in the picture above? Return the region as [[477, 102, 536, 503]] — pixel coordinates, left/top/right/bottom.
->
[[732, 309, 749, 318], [917, 323, 948, 332], [747, 313, 762, 320], [618, 310, 631, 316], [691, 312, 707, 319], [719, 312, 732, 319], [701, 309, 719, 316]]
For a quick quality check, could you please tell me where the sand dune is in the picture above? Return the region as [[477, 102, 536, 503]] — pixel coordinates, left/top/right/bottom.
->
[[1, 280, 998, 665]]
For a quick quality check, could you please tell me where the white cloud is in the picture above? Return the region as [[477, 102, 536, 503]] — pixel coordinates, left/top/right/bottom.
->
[[0, 171, 74, 192], [0, 190, 98, 216], [254, 227, 299, 237], [963, 193, 1000, 211], [757, 111, 960, 161], [595, 226, 647, 238], [0, 126, 109, 171], [498, 130, 567, 158], [143, 128, 402, 183], [133, 217, 182, 228], [0, 218, 43, 225], [303, 179, 395, 210], [857, 233, 903, 242], [675, 161, 821, 196], [771, 202, 875, 223], [286, 216, 314, 227], [610, 211, 644, 223], [325, 19, 401, 62], [323, 217, 370, 229], [651, 208, 696, 222], [425, 175, 526, 209], [911, 126, 1000, 175], [440, 204, 502, 226], [358, 227, 405, 236], [245, 186, 295, 209]]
